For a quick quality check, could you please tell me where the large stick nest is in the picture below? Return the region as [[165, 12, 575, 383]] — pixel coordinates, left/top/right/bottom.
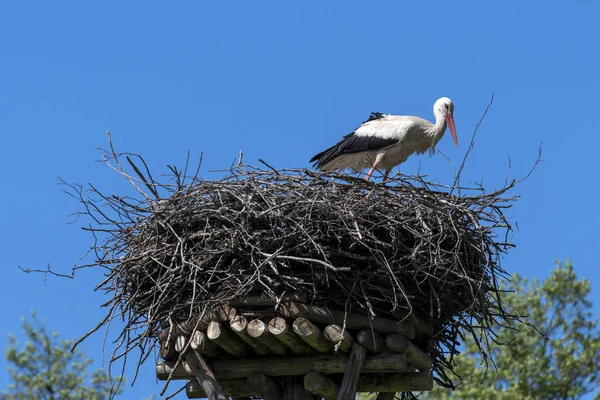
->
[[62, 140, 526, 393]]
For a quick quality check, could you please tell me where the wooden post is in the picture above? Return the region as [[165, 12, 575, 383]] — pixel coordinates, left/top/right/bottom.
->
[[323, 325, 353, 353], [303, 372, 339, 400], [268, 317, 312, 355], [247, 373, 283, 400], [293, 318, 334, 353], [184, 349, 227, 400], [337, 344, 367, 400], [247, 319, 289, 355], [230, 315, 272, 356], [207, 321, 251, 357]]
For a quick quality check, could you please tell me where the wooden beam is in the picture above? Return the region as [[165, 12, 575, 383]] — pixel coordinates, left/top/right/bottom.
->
[[303, 372, 339, 400], [293, 318, 334, 353], [385, 334, 432, 371], [359, 371, 433, 392], [247, 319, 289, 355], [230, 315, 272, 356], [247, 373, 283, 400], [337, 344, 367, 400], [323, 325, 353, 353], [207, 321, 250, 357], [278, 302, 415, 339], [157, 353, 407, 380], [190, 331, 220, 358], [268, 317, 312, 355], [376, 393, 396, 400], [183, 349, 227, 400], [357, 330, 387, 353], [185, 372, 433, 398]]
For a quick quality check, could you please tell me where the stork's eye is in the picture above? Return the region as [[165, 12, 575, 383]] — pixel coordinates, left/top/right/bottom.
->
[[444, 104, 449, 110]]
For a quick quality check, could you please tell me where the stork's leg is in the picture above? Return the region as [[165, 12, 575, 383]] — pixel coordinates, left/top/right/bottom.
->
[[383, 169, 391, 181], [365, 163, 378, 181]]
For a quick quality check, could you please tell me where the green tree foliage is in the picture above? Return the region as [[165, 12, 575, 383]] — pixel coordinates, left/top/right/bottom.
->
[[1, 311, 124, 400], [425, 260, 600, 400]]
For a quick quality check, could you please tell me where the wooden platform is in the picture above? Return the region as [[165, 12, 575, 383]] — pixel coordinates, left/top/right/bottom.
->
[[156, 298, 434, 400]]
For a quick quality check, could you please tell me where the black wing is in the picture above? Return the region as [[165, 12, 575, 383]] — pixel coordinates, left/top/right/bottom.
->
[[309, 112, 397, 168]]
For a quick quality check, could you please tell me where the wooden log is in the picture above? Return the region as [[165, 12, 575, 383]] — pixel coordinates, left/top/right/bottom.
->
[[268, 317, 312, 355], [293, 318, 334, 353], [187, 378, 249, 398], [157, 353, 407, 380], [230, 315, 272, 356], [208, 304, 237, 322], [385, 334, 432, 371], [207, 321, 250, 357], [376, 393, 396, 400], [247, 319, 289, 355], [283, 376, 317, 400], [175, 335, 189, 354], [357, 330, 387, 353], [338, 344, 367, 400], [247, 373, 283, 400], [190, 331, 220, 358], [278, 302, 415, 339], [185, 372, 432, 398], [323, 325, 353, 353], [303, 372, 339, 400], [184, 349, 227, 400], [159, 339, 178, 361]]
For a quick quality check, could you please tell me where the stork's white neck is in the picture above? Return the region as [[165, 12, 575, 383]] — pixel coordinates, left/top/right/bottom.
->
[[429, 109, 447, 141]]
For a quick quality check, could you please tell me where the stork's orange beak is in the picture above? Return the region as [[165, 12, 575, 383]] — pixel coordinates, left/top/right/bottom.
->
[[446, 114, 458, 147]]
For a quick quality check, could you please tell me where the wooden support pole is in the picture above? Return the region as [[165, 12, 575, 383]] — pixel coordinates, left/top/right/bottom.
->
[[207, 321, 250, 357], [247, 373, 283, 400], [385, 334, 432, 371], [278, 302, 415, 339], [183, 349, 227, 400], [190, 331, 220, 358], [303, 372, 339, 400], [357, 330, 387, 353], [293, 317, 334, 353], [338, 344, 367, 400], [157, 353, 407, 380], [185, 372, 432, 398], [323, 325, 353, 353], [268, 317, 312, 355], [247, 319, 289, 355], [230, 315, 272, 356]]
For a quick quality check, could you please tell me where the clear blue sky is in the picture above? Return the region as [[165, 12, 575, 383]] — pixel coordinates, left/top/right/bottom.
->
[[1, 1, 599, 398]]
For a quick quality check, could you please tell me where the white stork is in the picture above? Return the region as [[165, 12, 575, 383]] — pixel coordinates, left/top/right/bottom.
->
[[310, 97, 458, 181]]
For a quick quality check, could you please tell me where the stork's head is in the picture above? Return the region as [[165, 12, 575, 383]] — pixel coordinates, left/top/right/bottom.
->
[[434, 97, 458, 147]]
